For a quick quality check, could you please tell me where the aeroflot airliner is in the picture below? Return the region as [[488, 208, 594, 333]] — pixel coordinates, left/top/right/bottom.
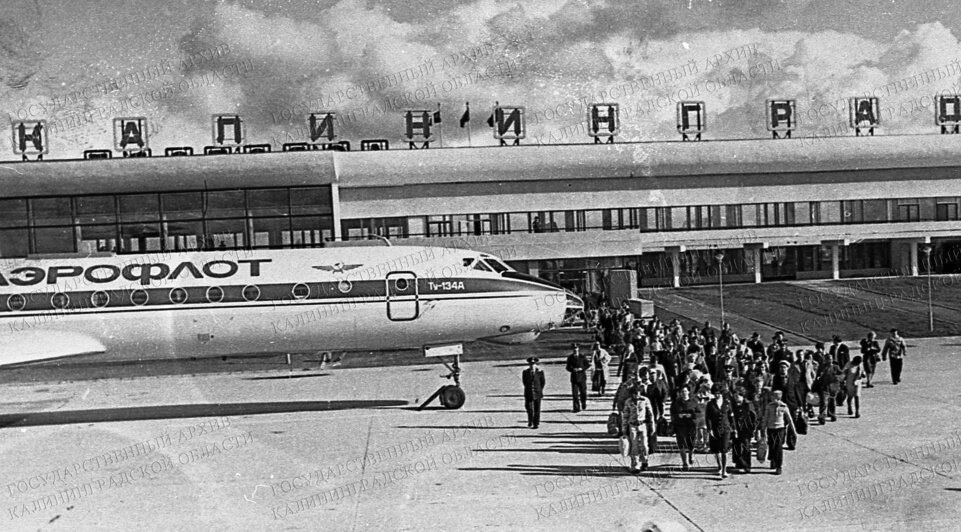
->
[[0, 246, 582, 366]]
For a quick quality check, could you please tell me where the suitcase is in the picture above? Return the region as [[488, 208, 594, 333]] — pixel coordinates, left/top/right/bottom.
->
[[607, 412, 622, 436], [796, 411, 808, 435]]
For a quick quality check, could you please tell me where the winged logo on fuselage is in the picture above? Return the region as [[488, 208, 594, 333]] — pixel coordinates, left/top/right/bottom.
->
[[312, 262, 363, 274]]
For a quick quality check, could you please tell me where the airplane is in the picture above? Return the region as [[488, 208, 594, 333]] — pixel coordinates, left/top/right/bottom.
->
[[0, 245, 583, 405]]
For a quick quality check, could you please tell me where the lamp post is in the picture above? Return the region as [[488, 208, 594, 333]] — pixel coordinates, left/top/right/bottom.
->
[[922, 244, 933, 332], [715, 250, 726, 327]]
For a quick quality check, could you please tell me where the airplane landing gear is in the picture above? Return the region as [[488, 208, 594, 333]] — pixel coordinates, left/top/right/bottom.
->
[[418, 349, 466, 410], [438, 382, 466, 409]]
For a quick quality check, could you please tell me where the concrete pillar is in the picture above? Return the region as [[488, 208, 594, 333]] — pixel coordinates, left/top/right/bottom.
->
[[831, 243, 840, 280], [666, 247, 682, 288], [527, 261, 539, 277], [330, 183, 341, 242], [909, 241, 919, 277], [821, 239, 848, 280], [744, 243, 767, 284]]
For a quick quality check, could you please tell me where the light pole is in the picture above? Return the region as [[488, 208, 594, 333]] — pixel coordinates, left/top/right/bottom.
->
[[922, 244, 933, 332], [715, 250, 726, 327]]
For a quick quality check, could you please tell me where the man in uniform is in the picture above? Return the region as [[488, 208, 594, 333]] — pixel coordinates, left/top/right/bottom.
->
[[566, 343, 590, 412], [522, 356, 545, 429]]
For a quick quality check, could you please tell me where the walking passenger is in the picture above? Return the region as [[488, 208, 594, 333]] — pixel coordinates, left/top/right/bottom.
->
[[830, 335, 850, 369], [591, 342, 611, 396], [881, 329, 907, 385], [522, 357, 545, 429], [814, 354, 841, 424], [706, 383, 735, 478], [566, 343, 590, 412], [621, 384, 656, 473], [761, 389, 795, 475], [860, 331, 881, 388], [671, 386, 698, 471], [731, 386, 757, 473], [843, 355, 863, 418]]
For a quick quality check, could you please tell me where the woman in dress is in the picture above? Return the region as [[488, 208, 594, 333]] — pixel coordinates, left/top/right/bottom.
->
[[705, 382, 735, 478], [671, 386, 699, 471]]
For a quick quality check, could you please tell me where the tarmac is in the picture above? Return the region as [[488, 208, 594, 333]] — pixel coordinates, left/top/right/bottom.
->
[[2, 335, 961, 531]]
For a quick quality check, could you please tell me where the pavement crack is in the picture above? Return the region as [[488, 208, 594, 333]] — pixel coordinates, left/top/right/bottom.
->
[[349, 416, 375, 532]]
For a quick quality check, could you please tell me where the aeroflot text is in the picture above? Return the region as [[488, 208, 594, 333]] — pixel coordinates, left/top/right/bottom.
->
[[0, 259, 271, 287]]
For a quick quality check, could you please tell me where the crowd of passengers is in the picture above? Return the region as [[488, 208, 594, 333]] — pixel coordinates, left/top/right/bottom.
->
[[576, 304, 906, 477]]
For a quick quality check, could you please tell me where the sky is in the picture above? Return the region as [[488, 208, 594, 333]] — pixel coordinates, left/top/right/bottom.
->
[[3, 0, 961, 156]]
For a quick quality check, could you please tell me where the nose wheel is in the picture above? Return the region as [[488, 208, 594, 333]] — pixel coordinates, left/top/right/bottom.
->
[[438, 384, 466, 409], [417, 352, 465, 410]]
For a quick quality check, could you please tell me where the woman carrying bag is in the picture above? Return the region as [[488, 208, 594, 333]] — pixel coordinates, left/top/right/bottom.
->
[[591, 342, 611, 396]]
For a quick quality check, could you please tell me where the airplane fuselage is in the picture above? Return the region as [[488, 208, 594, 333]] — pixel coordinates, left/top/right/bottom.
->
[[0, 246, 574, 365]]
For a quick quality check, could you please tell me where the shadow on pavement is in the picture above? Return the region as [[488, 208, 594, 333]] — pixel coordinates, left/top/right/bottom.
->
[[457, 464, 628, 477], [243, 373, 331, 380], [0, 399, 408, 428]]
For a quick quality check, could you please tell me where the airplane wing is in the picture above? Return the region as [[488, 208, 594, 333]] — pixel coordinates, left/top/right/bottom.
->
[[0, 330, 106, 367]]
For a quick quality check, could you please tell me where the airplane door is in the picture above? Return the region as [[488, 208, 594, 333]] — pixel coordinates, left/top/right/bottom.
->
[[386, 271, 419, 321]]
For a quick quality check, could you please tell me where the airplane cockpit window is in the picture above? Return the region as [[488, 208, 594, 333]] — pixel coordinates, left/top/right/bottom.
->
[[462, 258, 475, 268], [472, 260, 493, 272], [481, 258, 509, 273]]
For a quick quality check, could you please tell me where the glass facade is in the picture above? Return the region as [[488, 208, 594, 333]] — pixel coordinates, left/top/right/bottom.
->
[[0, 186, 334, 258], [340, 197, 961, 240]]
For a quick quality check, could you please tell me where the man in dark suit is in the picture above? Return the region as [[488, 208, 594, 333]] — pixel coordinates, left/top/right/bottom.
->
[[566, 343, 590, 412], [830, 336, 850, 369], [772, 360, 805, 449], [522, 356, 546, 428]]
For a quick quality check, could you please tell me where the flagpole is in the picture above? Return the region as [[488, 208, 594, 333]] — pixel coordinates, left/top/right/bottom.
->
[[437, 102, 443, 148]]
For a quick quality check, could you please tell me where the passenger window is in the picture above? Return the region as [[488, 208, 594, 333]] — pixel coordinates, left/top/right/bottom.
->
[[206, 286, 225, 303], [51, 293, 70, 309], [7, 294, 26, 311], [169, 288, 188, 304], [91, 291, 110, 308], [242, 285, 261, 302]]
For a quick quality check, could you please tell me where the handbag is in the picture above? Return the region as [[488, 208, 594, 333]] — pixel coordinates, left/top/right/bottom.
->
[[657, 416, 674, 437], [795, 411, 808, 435], [836, 387, 847, 405], [827, 380, 841, 395], [756, 439, 768, 461], [806, 392, 820, 406], [619, 435, 631, 457], [607, 412, 622, 436]]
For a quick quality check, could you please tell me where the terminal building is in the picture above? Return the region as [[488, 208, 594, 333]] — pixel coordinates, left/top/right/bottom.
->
[[4, 101, 961, 306]]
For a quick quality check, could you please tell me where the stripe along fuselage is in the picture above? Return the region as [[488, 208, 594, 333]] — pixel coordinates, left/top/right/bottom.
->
[[0, 246, 577, 365]]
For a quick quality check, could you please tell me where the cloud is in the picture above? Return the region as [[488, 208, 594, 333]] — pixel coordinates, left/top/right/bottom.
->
[[7, 1, 961, 154], [0, 1, 44, 91]]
